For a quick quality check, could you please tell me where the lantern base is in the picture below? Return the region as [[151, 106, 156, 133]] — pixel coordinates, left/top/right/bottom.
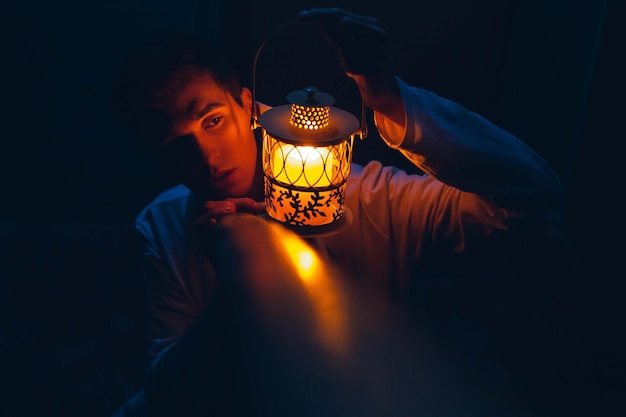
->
[[262, 207, 353, 238]]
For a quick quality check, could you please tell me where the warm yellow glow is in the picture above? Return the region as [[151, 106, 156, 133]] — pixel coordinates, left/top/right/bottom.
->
[[265, 180, 344, 226], [273, 144, 333, 187], [295, 250, 315, 280], [262, 132, 353, 226], [290, 104, 331, 129], [282, 234, 321, 281], [279, 232, 348, 355]]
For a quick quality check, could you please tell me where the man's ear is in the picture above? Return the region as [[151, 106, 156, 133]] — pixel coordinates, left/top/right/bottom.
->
[[241, 87, 253, 113], [241, 87, 259, 130]]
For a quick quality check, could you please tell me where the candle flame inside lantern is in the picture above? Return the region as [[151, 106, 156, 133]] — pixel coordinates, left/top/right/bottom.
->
[[273, 144, 334, 188]]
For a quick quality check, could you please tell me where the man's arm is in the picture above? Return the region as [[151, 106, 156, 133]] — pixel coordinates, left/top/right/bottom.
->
[[299, 7, 563, 221], [375, 78, 564, 218]]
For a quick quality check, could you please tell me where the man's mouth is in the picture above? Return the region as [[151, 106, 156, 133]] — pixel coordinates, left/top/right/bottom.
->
[[213, 169, 235, 185]]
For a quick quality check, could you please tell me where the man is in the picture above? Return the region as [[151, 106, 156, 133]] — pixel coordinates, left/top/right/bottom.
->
[[111, 8, 564, 417]]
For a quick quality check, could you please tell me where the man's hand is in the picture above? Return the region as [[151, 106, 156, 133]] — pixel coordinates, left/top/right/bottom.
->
[[298, 8, 389, 77], [297, 8, 402, 122]]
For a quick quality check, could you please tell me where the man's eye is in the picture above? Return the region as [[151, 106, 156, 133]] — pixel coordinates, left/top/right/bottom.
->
[[204, 116, 223, 129]]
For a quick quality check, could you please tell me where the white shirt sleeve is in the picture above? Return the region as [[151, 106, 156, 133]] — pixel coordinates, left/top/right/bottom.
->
[[373, 77, 564, 218]]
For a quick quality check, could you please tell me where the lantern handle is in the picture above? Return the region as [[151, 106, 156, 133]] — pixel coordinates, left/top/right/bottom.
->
[[250, 19, 369, 140]]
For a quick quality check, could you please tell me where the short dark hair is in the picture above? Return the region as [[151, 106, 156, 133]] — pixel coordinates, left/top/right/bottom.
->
[[111, 32, 243, 144]]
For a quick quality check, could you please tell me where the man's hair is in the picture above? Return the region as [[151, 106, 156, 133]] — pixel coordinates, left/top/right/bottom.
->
[[111, 32, 243, 144]]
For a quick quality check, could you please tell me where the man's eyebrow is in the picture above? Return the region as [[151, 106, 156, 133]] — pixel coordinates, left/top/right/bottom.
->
[[187, 99, 224, 120]]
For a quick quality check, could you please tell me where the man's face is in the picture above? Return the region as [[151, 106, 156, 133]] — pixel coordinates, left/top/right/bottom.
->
[[151, 72, 259, 200]]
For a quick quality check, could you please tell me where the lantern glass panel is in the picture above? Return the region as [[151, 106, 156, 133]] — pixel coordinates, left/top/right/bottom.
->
[[262, 132, 354, 227]]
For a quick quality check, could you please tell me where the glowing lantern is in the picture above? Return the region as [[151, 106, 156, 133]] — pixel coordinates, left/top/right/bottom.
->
[[251, 21, 368, 236], [258, 86, 360, 236]]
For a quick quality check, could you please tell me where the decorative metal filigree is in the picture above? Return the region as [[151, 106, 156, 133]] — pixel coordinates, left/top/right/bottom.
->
[[264, 179, 346, 227]]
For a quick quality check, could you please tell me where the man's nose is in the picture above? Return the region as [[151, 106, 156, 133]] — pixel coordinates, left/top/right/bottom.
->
[[192, 132, 220, 165]]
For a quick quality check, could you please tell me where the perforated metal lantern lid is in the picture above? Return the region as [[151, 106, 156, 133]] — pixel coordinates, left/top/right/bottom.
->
[[258, 87, 360, 145]]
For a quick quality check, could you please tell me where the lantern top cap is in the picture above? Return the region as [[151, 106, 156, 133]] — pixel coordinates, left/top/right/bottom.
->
[[287, 87, 335, 107]]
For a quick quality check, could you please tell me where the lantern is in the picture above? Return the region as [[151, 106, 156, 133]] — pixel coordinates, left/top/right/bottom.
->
[[251, 21, 368, 237], [259, 87, 360, 236]]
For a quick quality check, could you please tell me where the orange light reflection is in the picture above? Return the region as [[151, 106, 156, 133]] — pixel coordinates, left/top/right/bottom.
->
[[280, 232, 349, 356]]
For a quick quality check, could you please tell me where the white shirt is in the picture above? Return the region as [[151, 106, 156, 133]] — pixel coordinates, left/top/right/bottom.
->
[[135, 77, 563, 400]]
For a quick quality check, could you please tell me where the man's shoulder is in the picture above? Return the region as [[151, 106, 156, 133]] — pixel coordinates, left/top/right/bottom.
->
[[145, 184, 191, 206], [135, 184, 192, 227]]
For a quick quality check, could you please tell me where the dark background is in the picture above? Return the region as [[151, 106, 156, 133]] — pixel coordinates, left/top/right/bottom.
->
[[0, 0, 621, 416]]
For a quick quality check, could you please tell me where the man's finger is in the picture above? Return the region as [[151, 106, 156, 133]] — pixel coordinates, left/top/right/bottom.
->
[[226, 198, 265, 213], [203, 201, 235, 217]]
